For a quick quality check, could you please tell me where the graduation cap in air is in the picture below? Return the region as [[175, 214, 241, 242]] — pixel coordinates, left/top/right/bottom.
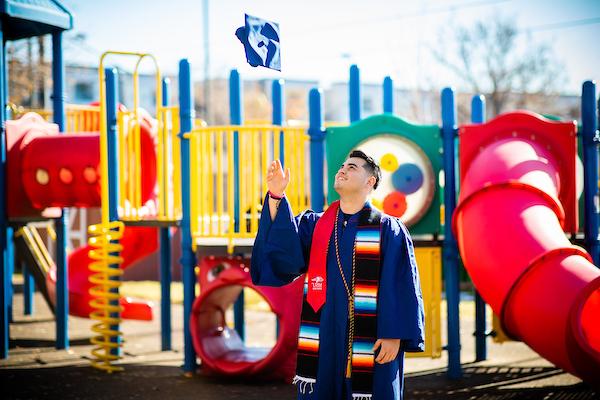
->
[[235, 14, 281, 71]]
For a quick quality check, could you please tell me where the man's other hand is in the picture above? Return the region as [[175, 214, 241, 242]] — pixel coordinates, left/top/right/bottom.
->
[[373, 338, 400, 364]]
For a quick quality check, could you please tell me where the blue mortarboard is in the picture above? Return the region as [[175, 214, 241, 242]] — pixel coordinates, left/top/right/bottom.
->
[[235, 14, 281, 71]]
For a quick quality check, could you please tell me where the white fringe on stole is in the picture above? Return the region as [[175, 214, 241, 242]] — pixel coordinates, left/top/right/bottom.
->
[[292, 375, 316, 394], [352, 394, 373, 399]]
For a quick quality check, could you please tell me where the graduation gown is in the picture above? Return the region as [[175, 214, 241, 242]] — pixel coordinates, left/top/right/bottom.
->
[[251, 196, 425, 400]]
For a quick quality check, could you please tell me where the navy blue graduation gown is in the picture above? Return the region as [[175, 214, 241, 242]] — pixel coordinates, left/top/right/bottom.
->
[[251, 196, 425, 400]]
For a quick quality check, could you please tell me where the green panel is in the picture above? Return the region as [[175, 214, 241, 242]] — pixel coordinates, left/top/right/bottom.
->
[[325, 114, 442, 235]]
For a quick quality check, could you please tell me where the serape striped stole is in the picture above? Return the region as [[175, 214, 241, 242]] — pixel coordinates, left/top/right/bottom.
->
[[294, 205, 382, 399]]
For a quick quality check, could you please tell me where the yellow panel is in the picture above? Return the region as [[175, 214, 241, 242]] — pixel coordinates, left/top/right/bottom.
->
[[492, 312, 512, 343], [406, 246, 443, 359]]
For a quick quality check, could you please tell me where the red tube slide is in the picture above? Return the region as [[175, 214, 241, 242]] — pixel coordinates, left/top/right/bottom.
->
[[7, 111, 160, 320], [45, 226, 158, 321], [190, 256, 303, 381], [453, 112, 600, 386]]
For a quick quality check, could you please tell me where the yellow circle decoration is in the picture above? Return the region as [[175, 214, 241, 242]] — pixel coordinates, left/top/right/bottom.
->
[[380, 153, 399, 172]]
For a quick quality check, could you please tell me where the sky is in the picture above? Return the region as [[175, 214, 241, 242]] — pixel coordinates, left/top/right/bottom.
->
[[57, 0, 600, 95]]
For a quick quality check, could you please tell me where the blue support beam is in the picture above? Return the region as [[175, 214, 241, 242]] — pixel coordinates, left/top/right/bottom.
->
[[6, 226, 12, 323], [160, 77, 172, 351], [3, 23, 13, 327], [441, 87, 462, 379], [383, 76, 393, 114], [0, 20, 9, 359], [229, 69, 245, 342], [52, 31, 69, 350], [349, 64, 361, 123], [471, 94, 487, 362], [582, 81, 599, 266], [178, 59, 198, 373], [23, 264, 34, 315], [308, 88, 326, 213], [272, 78, 284, 338]]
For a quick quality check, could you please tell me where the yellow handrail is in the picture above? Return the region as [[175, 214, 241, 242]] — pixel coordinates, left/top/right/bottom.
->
[[185, 124, 310, 251], [11, 104, 101, 132]]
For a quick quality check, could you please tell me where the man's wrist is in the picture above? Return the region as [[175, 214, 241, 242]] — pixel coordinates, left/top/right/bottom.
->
[[268, 190, 284, 200]]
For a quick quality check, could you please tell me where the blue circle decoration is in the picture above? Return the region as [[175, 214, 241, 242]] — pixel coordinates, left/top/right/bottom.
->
[[392, 163, 424, 195]]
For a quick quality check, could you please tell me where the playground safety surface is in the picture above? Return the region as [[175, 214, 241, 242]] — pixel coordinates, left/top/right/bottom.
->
[[1, 287, 598, 400]]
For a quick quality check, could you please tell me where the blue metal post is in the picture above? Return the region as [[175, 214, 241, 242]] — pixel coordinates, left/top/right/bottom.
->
[[106, 68, 119, 223], [471, 95, 487, 362], [178, 59, 198, 373], [52, 31, 69, 350], [308, 89, 326, 212], [383, 76, 393, 114], [2, 27, 12, 326], [229, 70, 242, 232], [105, 68, 121, 356], [582, 81, 599, 266], [441, 87, 462, 379], [23, 264, 34, 315], [160, 77, 172, 351], [229, 70, 245, 341], [0, 21, 9, 358], [6, 226, 12, 322], [272, 79, 284, 338], [349, 65, 361, 123], [272, 79, 285, 166]]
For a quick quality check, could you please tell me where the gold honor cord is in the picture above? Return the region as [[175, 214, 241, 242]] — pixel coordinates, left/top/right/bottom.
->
[[334, 208, 356, 378]]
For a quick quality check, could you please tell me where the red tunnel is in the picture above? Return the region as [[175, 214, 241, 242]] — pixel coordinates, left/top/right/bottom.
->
[[190, 256, 304, 381], [453, 111, 600, 386]]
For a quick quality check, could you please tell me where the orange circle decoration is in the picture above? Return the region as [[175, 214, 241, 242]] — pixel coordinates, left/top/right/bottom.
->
[[383, 191, 407, 218], [83, 167, 98, 184], [380, 153, 399, 172], [59, 167, 73, 184]]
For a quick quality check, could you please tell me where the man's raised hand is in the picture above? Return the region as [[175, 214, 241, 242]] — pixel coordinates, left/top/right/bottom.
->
[[266, 159, 290, 197]]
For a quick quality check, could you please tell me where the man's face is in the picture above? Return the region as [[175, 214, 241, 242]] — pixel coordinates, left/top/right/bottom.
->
[[333, 157, 375, 195]]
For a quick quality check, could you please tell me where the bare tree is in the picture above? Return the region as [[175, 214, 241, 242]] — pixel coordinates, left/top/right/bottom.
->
[[432, 15, 565, 117]]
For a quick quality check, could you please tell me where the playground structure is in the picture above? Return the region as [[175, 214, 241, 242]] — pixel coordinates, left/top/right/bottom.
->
[[1, 0, 599, 390]]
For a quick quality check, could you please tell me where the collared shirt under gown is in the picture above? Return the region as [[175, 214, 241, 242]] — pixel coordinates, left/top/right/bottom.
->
[[251, 197, 425, 400]]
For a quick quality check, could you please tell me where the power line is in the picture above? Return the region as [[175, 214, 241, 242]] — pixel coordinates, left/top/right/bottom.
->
[[524, 16, 600, 33], [291, 0, 511, 33]]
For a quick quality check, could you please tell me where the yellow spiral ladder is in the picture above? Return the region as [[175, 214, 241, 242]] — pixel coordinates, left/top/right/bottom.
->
[[87, 221, 125, 373], [88, 51, 162, 372]]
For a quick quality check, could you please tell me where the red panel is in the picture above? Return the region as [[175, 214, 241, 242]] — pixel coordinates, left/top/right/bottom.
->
[[21, 134, 101, 208]]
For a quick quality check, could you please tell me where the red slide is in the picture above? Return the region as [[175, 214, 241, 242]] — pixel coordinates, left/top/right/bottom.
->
[[453, 112, 600, 386], [46, 226, 158, 321]]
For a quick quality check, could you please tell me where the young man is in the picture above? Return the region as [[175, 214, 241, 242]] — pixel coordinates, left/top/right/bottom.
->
[[251, 150, 425, 399]]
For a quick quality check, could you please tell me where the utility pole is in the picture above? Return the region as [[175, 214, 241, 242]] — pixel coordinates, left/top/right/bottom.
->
[[203, 0, 210, 123]]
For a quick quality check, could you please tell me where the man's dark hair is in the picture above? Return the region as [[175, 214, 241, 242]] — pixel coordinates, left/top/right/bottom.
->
[[348, 149, 381, 190]]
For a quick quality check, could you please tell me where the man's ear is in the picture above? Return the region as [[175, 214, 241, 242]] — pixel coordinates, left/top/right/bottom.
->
[[367, 176, 376, 189]]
